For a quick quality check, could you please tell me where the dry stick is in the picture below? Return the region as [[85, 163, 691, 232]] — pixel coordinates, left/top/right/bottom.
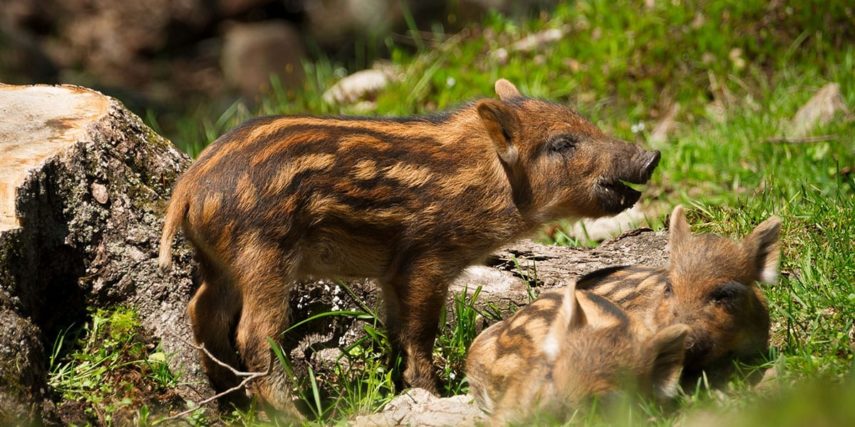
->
[[765, 135, 838, 144], [159, 370, 266, 423], [156, 333, 271, 424]]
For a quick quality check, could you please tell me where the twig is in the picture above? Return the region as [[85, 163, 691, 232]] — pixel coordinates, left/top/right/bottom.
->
[[156, 333, 272, 423], [177, 334, 259, 378], [157, 370, 267, 423], [765, 135, 838, 144], [388, 30, 448, 47]]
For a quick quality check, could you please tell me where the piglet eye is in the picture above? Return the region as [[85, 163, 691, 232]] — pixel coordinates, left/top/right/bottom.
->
[[549, 135, 580, 153], [709, 281, 744, 304], [663, 280, 673, 297]]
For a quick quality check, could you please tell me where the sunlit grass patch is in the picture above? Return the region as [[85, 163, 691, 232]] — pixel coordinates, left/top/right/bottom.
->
[[48, 308, 182, 425]]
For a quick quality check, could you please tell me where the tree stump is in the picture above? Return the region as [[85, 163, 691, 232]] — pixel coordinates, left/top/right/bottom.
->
[[0, 84, 205, 423]]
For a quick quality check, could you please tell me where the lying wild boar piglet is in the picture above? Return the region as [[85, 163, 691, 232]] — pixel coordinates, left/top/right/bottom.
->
[[578, 205, 780, 384], [159, 79, 660, 411], [467, 282, 690, 424]]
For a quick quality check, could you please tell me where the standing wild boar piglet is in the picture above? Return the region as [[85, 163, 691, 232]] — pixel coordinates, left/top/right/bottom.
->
[[466, 282, 690, 424], [159, 79, 661, 411], [578, 205, 780, 384]]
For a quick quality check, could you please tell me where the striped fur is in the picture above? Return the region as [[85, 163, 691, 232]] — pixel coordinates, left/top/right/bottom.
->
[[158, 79, 660, 411], [466, 206, 781, 421], [579, 206, 781, 384], [466, 282, 689, 424]]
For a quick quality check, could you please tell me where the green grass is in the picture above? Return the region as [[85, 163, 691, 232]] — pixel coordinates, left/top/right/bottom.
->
[[436, 287, 484, 396], [265, 302, 397, 424], [129, 0, 855, 425], [48, 308, 181, 426]]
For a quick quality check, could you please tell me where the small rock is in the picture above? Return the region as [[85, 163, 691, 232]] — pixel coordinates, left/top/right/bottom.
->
[[322, 64, 400, 105], [790, 83, 849, 138], [649, 103, 680, 144], [489, 27, 568, 61], [569, 204, 657, 242], [755, 366, 778, 391], [383, 387, 435, 409], [221, 21, 306, 100], [351, 388, 486, 427], [510, 27, 566, 52], [91, 182, 109, 204], [490, 47, 509, 64], [126, 246, 147, 263], [728, 47, 746, 70], [451, 265, 523, 297], [563, 58, 582, 73]]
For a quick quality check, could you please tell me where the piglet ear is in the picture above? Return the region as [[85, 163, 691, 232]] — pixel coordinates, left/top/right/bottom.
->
[[542, 282, 586, 362], [649, 323, 690, 400], [745, 216, 782, 284], [562, 282, 587, 330], [494, 78, 522, 101], [477, 99, 520, 166], [668, 205, 691, 251]]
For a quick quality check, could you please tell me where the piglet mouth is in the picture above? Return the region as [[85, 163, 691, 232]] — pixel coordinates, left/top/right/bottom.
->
[[683, 335, 715, 373], [598, 179, 643, 213], [596, 150, 660, 214]]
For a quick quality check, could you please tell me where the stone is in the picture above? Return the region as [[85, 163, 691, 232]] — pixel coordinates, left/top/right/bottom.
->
[[510, 27, 567, 52], [790, 83, 849, 138], [91, 182, 109, 204], [490, 26, 569, 60], [322, 64, 401, 105], [565, 204, 662, 242], [351, 388, 486, 427], [221, 21, 306, 100], [649, 103, 680, 144]]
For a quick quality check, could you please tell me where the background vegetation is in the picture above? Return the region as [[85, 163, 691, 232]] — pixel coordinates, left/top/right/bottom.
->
[[47, 0, 854, 425]]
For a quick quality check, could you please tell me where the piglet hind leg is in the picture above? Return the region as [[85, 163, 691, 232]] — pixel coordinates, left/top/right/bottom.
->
[[187, 256, 248, 407], [232, 261, 304, 419], [382, 256, 458, 394]]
